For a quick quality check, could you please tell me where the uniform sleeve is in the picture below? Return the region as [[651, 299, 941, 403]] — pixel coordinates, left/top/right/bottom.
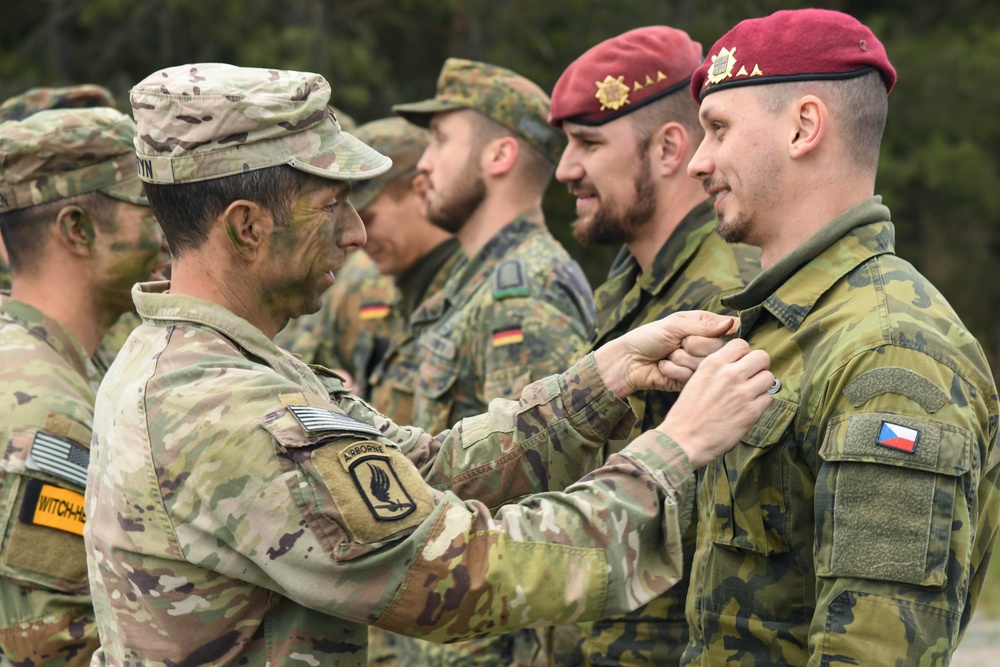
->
[[808, 345, 1000, 664], [339, 353, 636, 511], [256, 411, 696, 642]]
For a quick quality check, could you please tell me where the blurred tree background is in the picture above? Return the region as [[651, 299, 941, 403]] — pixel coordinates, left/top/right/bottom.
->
[[2, 0, 998, 382]]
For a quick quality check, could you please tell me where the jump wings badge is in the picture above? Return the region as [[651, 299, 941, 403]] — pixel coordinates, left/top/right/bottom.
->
[[707, 47, 738, 85], [595, 75, 629, 111]]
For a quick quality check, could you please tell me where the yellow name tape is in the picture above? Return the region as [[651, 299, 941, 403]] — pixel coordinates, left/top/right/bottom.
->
[[24, 482, 87, 536]]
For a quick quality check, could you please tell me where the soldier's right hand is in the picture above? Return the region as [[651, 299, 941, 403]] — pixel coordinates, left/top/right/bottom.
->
[[657, 339, 772, 468]]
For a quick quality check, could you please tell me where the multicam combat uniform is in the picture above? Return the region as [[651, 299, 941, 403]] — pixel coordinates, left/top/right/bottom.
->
[[408, 211, 594, 435], [274, 250, 403, 398], [560, 202, 759, 666], [683, 198, 1000, 665], [0, 300, 101, 666], [84, 283, 700, 666]]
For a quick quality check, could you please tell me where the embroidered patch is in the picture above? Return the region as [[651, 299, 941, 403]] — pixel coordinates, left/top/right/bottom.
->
[[340, 442, 416, 521], [492, 325, 524, 347], [493, 259, 528, 299], [359, 302, 391, 320], [19, 479, 86, 536], [26, 432, 89, 488], [877, 421, 919, 453], [287, 405, 383, 438]]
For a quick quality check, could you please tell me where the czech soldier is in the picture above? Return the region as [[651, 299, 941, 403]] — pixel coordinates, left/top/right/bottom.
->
[[545, 26, 762, 666], [83, 62, 774, 666], [683, 9, 1000, 664], [0, 107, 164, 666]]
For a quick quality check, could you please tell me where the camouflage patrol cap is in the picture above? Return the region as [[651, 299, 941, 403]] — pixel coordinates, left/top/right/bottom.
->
[[392, 58, 565, 164], [0, 107, 146, 213], [349, 118, 429, 211], [0, 84, 116, 123], [129, 63, 391, 184]]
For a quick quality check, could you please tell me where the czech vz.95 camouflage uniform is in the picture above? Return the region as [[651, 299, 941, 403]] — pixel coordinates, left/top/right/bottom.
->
[[564, 202, 758, 666], [683, 199, 1000, 665]]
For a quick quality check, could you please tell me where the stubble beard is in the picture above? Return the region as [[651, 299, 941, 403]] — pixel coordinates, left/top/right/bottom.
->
[[571, 158, 656, 247]]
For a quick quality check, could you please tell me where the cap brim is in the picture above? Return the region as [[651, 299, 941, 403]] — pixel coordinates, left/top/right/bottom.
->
[[391, 98, 466, 128], [101, 175, 148, 206], [289, 124, 392, 182]]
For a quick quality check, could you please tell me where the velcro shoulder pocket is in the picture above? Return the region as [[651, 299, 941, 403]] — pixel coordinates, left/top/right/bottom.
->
[[260, 401, 437, 562], [817, 412, 971, 588]]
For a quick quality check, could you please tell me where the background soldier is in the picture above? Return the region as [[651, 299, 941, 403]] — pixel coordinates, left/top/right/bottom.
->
[[390, 57, 596, 666], [545, 26, 761, 665], [84, 62, 774, 667], [0, 107, 163, 666], [348, 116, 463, 665], [683, 9, 1000, 665]]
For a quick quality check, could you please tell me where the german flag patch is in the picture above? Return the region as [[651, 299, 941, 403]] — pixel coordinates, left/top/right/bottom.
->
[[19, 479, 86, 536], [492, 325, 524, 347], [359, 302, 391, 320]]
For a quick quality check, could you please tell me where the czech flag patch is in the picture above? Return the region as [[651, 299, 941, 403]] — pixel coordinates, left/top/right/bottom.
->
[[359, 302, 390, 320], [492, 325, 524, 347], [877, 421, 919, 453]]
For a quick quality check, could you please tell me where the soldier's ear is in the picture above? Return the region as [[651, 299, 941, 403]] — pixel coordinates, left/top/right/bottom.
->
[[222, 200, 272, 261], [651, 121, 689, 177], [483, 135, 519, 177], [789, 95, 826, 159], [54, 205, 96, 257]]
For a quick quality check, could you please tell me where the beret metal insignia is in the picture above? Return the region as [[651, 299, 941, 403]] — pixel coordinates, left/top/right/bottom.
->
[[706, 47, 738, 85], [595, 75, 630, 111]]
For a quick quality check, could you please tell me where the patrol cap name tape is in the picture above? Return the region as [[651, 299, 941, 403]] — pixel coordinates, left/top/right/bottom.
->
[[129, 62, 392, 184], [0, 107, 146, 212], [392, 57, 566, 165], [549, 26, 704, 127], [691, 8, 896, 101]]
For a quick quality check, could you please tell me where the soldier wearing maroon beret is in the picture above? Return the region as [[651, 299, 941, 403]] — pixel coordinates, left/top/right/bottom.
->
[[546, 27, 760, 666], [684, 8, 999, 666]]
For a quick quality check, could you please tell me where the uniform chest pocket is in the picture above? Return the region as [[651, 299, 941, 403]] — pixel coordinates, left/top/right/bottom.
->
[[705, 396, 798, 555], [816, 412, 970, 588], [0, 424, 91, 591], [415, 335, 462, 433]]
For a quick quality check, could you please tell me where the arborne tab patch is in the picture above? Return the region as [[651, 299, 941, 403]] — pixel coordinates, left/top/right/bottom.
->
[[340, 442, 417, 521], [19, 479, 86, 536]]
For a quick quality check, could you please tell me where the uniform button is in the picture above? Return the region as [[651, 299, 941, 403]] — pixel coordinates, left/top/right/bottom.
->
[[502, 386, 511, 395], [768, 377, 782, 394]]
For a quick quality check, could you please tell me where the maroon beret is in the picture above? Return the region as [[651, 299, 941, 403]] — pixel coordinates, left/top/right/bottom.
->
[[549, 26, 703, 127], [691, 9, 896, 101]]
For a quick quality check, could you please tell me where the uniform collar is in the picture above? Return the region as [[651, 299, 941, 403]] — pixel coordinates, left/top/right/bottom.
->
[[724, 196, 894, 333], [132, 281, 324, 391], [414, 210, 544, 322], [0, 297, 97, 382]]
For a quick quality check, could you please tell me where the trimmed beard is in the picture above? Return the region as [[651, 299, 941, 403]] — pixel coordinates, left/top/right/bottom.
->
[[426, 157, 486, 234], [571, 157, 656, 247]]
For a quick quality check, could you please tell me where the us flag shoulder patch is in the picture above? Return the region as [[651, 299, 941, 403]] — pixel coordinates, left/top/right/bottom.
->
[[287, 405, 383, 438], [877, 421, 919, 454], [26, 432, 90, 488]]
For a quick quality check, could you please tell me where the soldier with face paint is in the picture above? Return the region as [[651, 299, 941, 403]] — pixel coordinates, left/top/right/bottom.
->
[[83, 62, 775, 667], [0, 107, 164, 666], [682, 9, 1000, 665]]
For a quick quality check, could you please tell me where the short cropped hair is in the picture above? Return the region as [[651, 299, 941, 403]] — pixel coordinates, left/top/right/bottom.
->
[[467, 112, 556, 191], [627, 90, 705, 153], [142, 165, 307, 257], [0, 191, 117, 274], [754, 69, 888, 173]]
